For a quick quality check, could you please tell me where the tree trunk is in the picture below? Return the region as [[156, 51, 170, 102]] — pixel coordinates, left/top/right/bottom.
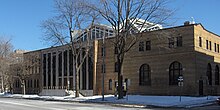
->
[[75, 69, 79, 97], [22, 80, 26, 95], [117, 61, 123, 99], [118, 71, 123, 99]]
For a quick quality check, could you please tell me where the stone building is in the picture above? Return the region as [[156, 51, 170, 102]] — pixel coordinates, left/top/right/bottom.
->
[[94, 23, 220, 96], [12, 23, 220, 96]]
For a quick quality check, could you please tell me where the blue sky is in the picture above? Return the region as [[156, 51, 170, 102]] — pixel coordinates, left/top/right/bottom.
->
[[0, 0, 219, 51]]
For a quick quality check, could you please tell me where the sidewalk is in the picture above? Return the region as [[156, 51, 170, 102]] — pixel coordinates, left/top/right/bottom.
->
[[0, 93, 218, 108]]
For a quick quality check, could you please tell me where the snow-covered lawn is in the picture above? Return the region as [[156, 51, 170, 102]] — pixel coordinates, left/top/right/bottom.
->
[[0, 93, 218, 108]]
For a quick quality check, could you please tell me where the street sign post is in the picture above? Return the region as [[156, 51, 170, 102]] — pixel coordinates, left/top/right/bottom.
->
[[178, 76, 184, 102]]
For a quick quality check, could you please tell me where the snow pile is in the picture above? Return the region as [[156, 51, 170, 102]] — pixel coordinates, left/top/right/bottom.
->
[[71, 95, 218, 108], [1, 93, 218, 108], [0, 92, 4, 96]]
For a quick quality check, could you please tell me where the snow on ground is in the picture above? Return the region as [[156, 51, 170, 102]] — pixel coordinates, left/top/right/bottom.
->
[[0, 93, 218, 108]]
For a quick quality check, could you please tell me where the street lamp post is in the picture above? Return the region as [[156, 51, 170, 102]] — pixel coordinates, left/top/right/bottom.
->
[[102, 35, 105, 101]]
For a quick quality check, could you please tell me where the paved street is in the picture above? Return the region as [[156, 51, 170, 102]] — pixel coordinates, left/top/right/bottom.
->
[[0, 98, 150, 110], [190, 104, 220, 110]]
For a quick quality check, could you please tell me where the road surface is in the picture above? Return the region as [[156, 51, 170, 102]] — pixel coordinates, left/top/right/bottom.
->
[[0, 98, 148, 110]]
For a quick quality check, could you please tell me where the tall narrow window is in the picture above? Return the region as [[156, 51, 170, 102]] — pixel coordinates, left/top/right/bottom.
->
[[30, 79, 32, 88], [199, 37, 202, 47], [206, 40, 209, 49], [169, 61, 183, 85], [64, 50, 67, 76], [177, 36, 182, 47], [101, 47, 105, 56], [139, 41, 144, 51], [209, 41, 212, 50], [109, 79, 112, 90], [168, 38, 174, 48], [207, 63, 212, 85], [47, 53, 51, 87], [96, 28, 100, 38], [146, 41, 151, 51], [139, 64, 151, 86], [43, 54, 46, 87], [215, 65, 219, 85], [215, 43, 217, 52], [58, 52, 62, 77], [217, 44, 219, 53], [69, 50, 73, 76], [52, 53, 56, 87], [58, 78, 62, 89]]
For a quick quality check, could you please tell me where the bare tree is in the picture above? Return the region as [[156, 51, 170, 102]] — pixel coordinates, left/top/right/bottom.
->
[[0, 37, 13, 92], [41, 0, 99, 97], [86, 0, 174, 99]]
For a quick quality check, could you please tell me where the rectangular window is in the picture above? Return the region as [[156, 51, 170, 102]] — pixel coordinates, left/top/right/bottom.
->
[[217, 44, 219, 53], [199, 37, 202, 47], [177, 36, 182, 47], [101, 47, 105, 56], [139, 41, 144, 51], [215, 43, 217, 52], [109, 79, 112, 90], [168, 38, 174, 48], [146, 41, 151, 51], [209, 41, 212, 50], [206, 40, 208, 49], [92, 30, 95, 39]]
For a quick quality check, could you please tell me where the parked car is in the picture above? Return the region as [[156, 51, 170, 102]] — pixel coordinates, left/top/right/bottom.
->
[[216, 97, 220, 105]]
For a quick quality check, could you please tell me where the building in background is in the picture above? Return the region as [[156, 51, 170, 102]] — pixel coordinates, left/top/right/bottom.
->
[[12, 50, 41, 94]]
